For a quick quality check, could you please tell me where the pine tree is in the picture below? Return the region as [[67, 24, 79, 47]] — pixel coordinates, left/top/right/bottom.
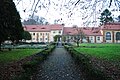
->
[[99, 9, 114, 25]]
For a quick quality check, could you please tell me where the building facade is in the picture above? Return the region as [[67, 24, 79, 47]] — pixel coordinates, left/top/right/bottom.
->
[[24, 24, 63, 43], [24, 23, 120, 43], [101, 23, 120, 43]]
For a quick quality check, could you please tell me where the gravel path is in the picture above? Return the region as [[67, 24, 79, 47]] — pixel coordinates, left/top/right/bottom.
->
[[32, 45, 85, 80]]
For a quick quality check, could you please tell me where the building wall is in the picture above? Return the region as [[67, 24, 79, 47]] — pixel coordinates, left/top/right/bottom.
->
[[26, 32, 50, 42], [26, 30, 120, 43], [104, 31, 113, 43], [104, 30, 120, 43], [96, 36, 103, 43], [26, 30, 63, 43], [88, 36, 103, 43], [25, 25, 120, 43], [89, 36, 95, 43], [63, 35, 103, 43], [114, 31, 120, 43], [50, 30, 63, 42], [64, 35, 74, 42]]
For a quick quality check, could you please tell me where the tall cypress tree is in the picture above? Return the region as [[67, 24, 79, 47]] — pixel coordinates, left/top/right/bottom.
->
[[0, 0, 8, 50], [0, 0, 23, 50], [4, 0, 23, 43]]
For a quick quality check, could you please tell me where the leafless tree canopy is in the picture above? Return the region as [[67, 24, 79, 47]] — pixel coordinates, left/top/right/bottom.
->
[[14, 0, 120, 26]]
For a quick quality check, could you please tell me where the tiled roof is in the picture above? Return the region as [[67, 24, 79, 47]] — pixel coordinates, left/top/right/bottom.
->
[[83, 27, 102, 36], [63, 27, 102, 36], [83, 30, 102, 36], [24, 23, 120, 36], [63, 27, 78, 35], [50, 24, 63, 30], [24, 24, 63, 32], [101, 22, 120, 30], [24, 25, 50, 32]]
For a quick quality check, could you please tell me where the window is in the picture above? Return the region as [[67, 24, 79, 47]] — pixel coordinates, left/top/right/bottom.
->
[[33, 38, 35, 40], [59, 31, 61, 34], [46, 38, 47, 40], [40, 33, 42, 35], [46, 33, 48, 35], [97, 37, 100, 40], [116, 32, 120, 40], [106, 32, 111, 40], [53, 31, 55, 33], [33, 33, 35, 35], [74, 36, 76, 39], [36, 38, 39, 40], [67, 36, 69, 39], [40, 38, 42, 41], [91, 37, 93, 40]]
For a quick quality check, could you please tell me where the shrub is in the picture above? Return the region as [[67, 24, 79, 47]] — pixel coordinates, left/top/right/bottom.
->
[[64, 46, 110, 80], [13, 45, 56, 80], [22, 60, 38, 70]]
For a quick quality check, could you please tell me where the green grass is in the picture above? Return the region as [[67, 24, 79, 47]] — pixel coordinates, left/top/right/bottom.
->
[[73, 43, 120, 47], [75, 43, 120, 62], [80, 43, 120, 47], [0, 49, 41, 64]]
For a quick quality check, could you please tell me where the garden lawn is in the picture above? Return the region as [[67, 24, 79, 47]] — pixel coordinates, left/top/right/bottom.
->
[[0, 49, 41, 64], [75, 44, 120, 62]]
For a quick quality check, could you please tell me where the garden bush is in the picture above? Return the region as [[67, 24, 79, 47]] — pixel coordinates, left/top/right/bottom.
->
[[13, 45, 56, 80], [64, 45, 111, 80]]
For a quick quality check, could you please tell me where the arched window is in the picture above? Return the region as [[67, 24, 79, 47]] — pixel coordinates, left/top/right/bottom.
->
[[106, 32, 111, 40], [116, 32, 120, 40]]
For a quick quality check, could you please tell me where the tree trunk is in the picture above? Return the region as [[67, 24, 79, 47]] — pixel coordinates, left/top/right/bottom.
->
[[77, 41, 79, 47]]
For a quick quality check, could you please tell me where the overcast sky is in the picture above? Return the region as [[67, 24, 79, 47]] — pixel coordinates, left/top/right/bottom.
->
[[14, 0, 120, 27]]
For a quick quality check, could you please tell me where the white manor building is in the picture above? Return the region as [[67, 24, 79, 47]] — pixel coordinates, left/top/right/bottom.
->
[[24, 24, 63, 43], [24, 23, 120, 43]]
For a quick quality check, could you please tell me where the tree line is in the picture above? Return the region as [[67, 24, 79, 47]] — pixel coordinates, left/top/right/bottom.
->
[[22, 16, 49, 25]]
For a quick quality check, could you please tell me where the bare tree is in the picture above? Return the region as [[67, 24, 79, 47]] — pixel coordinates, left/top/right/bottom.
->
[[73, 25, 85, 47], [14, 0, 120, 26]]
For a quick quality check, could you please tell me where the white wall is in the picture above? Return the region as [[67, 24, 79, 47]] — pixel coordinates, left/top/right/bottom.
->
[[50, 30, 63, 42], [89, 36, 95, 43], [88, 36, 103, 43], [26, 32, 50, 42], [96, 36, 103, 43]]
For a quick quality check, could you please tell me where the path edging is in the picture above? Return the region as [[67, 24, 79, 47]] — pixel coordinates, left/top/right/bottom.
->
[[64, 45, 112, 80]]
